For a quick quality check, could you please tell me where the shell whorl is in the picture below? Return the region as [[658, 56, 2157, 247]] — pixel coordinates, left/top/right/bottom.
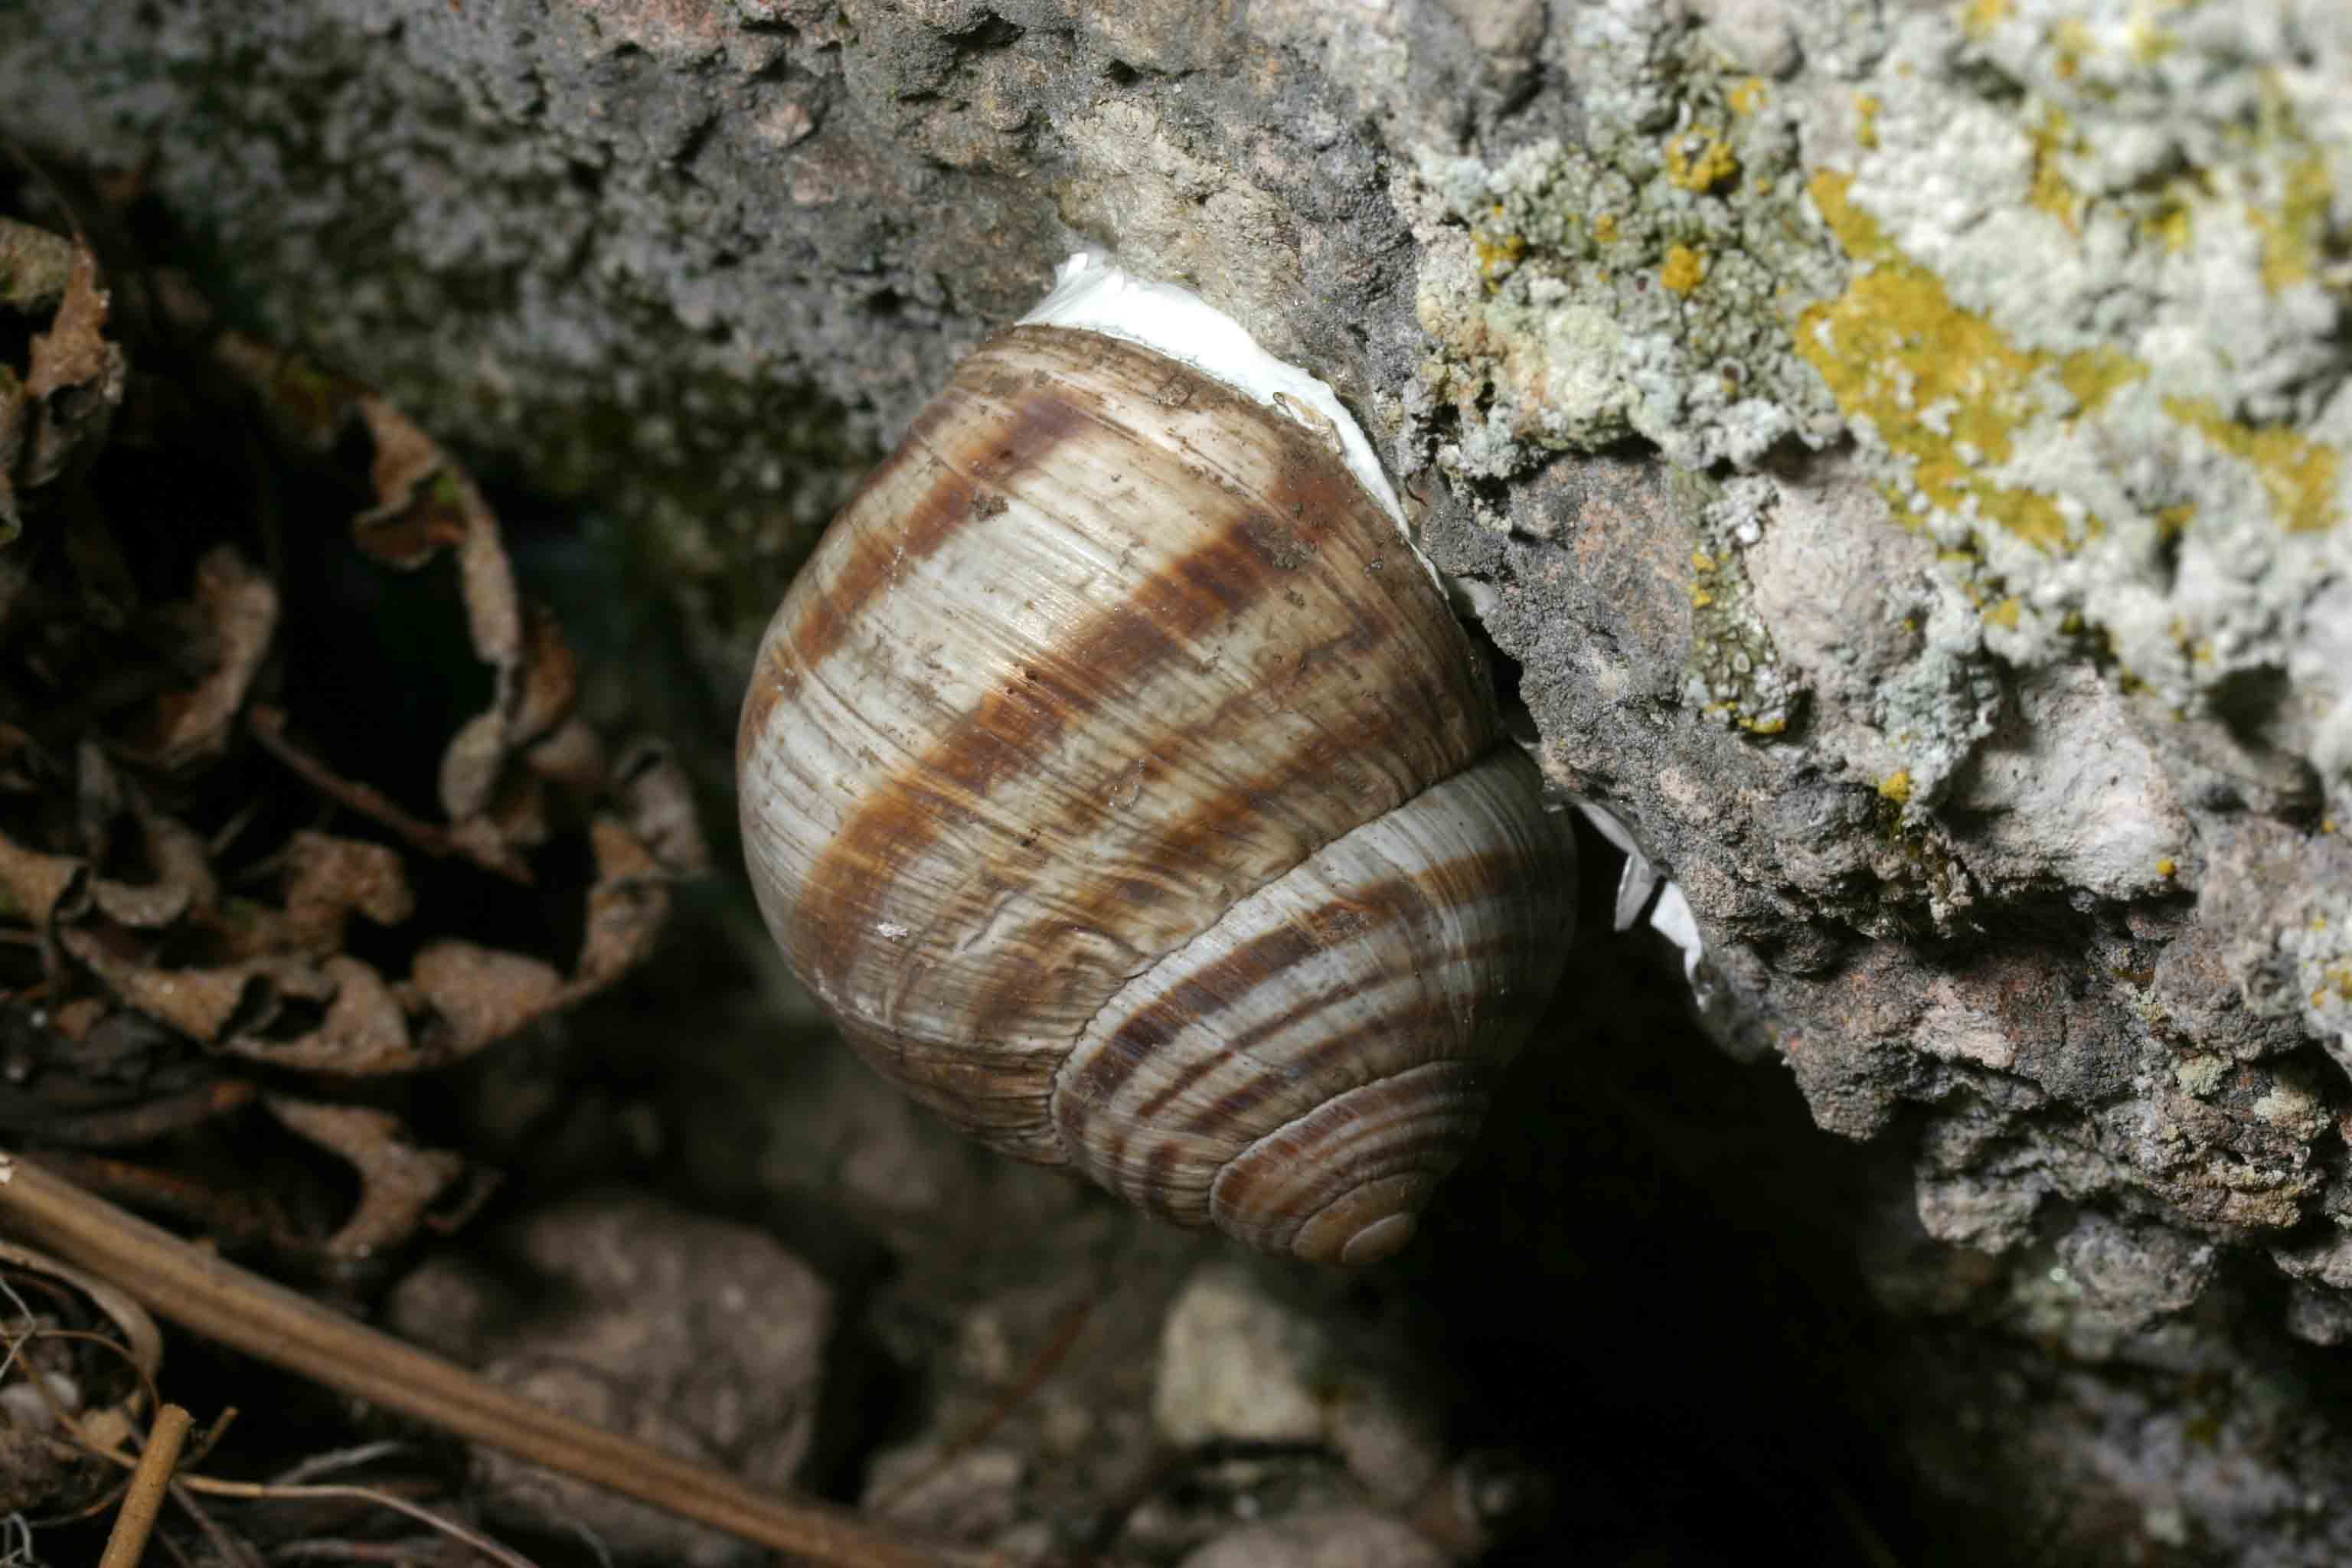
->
[[738, 321, 1576, 1263]]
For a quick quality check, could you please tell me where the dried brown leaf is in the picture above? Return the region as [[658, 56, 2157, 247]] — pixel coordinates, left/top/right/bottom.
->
[[526, 717, 609, 805], [74, 739, 122, 862], [60, 926, 254, 1039], [613, 743, 711, 877], [47, 996, 106, 1042], [60, 927, 323, 1044], [145, 546, 279, 767], [129, 794, 220, 918], [509, 600, 578, 745], [344, 403, 526, 679], [412, 939, 565, 1051], [351, 397, 446, 549], [0, 217, 75, 312], [279, 830, 414, 952], [14, 1078, 257, 1148], [23, 239, 113, 400], [446, 814, 532, 883], [0, 828, 87, 927], [570, 817, 672, 995], [248, 704, 531, 884], [87, 875, 189, 929], [456, 492, 524, 671], [264, 1096, 465, 1261], [13, 237, 125, 513], [438, 707, 508, 821], [213, 332, 362, 451], [221, 955, 420, 1075], [485, 766, 551, 851]]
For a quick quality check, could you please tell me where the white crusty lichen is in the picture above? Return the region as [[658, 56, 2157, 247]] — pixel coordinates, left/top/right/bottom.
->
[[1408, 4, 1849, 478], [1412, 0, 2350, 809], [2282, 890, 2352, 1080]]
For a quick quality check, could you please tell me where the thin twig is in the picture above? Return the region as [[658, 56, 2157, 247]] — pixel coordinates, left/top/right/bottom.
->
[[165, 1480, 261, 1568], [0, 1149, 1001, 1567], [874, 1294, 1093, 1511], [175, 1483, 537, 1568], [266, 1439, 411, 1488], [244, 706, 527, 884], [270, 1543, 467, 1563], [64, 1405, 521, 1568], [98, 1401, 191, 1568]]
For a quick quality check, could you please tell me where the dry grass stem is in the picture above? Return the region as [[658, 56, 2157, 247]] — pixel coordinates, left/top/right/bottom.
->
[[0, 1150, 1001, 1567], [97, 1401, 191, 1568]]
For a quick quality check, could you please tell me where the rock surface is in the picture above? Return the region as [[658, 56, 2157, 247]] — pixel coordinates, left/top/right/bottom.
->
[[9, 0, 2349, 1562], [384, 1191, 832, 1564]]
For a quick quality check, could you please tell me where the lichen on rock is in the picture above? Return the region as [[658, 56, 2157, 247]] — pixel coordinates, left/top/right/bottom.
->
[[1408, 1, 1846, 479]]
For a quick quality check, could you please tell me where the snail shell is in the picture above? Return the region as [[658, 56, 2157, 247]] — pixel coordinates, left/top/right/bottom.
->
[[737, 260, 1575, 1263]]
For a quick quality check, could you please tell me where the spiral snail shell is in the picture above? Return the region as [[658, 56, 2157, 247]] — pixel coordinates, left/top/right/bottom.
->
[[737, 258, 1576, 1263]]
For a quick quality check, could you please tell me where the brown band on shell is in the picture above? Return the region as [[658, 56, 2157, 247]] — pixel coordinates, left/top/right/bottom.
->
[[957, 661, 1489, 1044], [1060, 844, 1530, 1125], [1209, 1060, 1493, 1263], [786, 329, 1472, 1021], [784, 391, 1073, 671]]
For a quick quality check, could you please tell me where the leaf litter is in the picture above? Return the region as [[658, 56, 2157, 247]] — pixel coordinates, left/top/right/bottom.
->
[[0, 170, 714, 1539]]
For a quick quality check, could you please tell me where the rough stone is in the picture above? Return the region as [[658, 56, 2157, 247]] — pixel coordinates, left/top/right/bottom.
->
[[1153, 1265, 1334, 1449], [384, 1190, 831, 1565], [1178, 1508, 1450, 1568]]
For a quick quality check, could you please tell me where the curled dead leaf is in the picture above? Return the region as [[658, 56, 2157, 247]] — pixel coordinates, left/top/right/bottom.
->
[[265, 1096, 465, 1262], [613, 743, 711, 878], [60, 926, 325, 1044], [412, 939, 566, 1052], [0, 828, 87, 928], [222, 955, 418, 1076], [277, 830, 415, 952], [144, 545, 279, 767]]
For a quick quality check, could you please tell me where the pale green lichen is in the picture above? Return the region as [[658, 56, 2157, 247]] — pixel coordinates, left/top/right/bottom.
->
[[1412, 5, 1847, 479], [1413, 0, 2347, 820], [1683, 474, 1805, 738]]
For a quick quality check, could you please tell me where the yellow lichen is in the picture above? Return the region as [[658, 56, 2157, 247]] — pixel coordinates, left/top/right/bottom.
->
[[2147, 197, 2194, 253], [1985, 596, 2022, 629], [1661, 244, 1707, 293], [2164, 396, 2343, 534], [1476, 227, 1527, 280], [1879, 770, 1914, 805], [1593, 212, 1620, 244], [1729, 77, 1767, 116], [2028, 107, 2083, 234], [2157, 858, 2178, 878], [1798, 171, 2147, 552], [2058, 346, 2147, 416], [1965, 0, 2013, 35], [2052, 18, 2092, 79], [2250, 151, 2334, 292], [2128, 18, 2179, 64], [1854, 94, 1881, 151], [1744, 715, 1788, 736], [1690, 585, 1716, 608], [1667, 130, 1742, 194], [1691, 550, 1717, 571]]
